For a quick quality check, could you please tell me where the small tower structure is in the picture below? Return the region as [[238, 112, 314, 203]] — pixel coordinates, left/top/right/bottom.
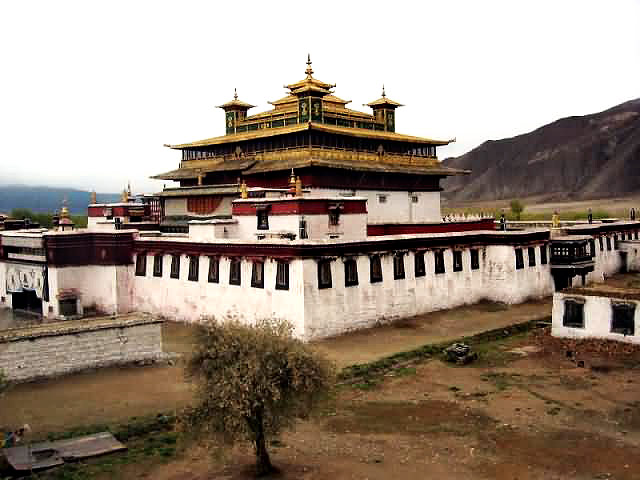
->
[[286, 54, 335, 124], [58, 198, 75, 232], [218, 88, 256, 135], [366, 85, 403, 132]]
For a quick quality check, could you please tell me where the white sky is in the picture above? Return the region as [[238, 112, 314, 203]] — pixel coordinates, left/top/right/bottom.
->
[[1, 0, 638, 194]]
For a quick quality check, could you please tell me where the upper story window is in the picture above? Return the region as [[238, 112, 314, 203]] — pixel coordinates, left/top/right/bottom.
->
[[276, 261, 289, 290], [470, 249, 480, 270], [589, 239, 596, 258], [453, 251, 463, 272], [528, 247, 536, 267], [188, 255, 199, 282], [370, 255, 383, 283], [317, 260, 332, 289], [344, 259, 359, 287], [208, 257, 219, 283], [606, 237, 612, 251], [540, 245, 548, 265], [515, 249, 524, 270], [251, 261, 264, 288], [611, 303, 635, 335], [393, 253, 405, 280], [328, 209, 340, 226], [229, 258, 242, 286], [434, 250, 445, 275], [170, 255, 180, 279], [411, 195, 419, 204], [378, 194, 388, 204], [563, 299, 584, 328], [257, 209, 269, 230], [614, 235, 619, 250], [635, 231, 639, 240], [135, 254, 147, 277], [414, 252, 426, 277], [153, 254, 163, 277], [599, 237, 604, 251]]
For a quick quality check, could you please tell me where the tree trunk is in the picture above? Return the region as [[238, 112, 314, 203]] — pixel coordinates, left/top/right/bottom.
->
[[249, 409, 274, 477]]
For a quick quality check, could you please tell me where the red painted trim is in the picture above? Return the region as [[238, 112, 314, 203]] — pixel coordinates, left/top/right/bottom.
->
[[232, 199, 367, 216], [45, 232, 135, 266], [88, 205, 150, 218], [367, 219, 495, 236]]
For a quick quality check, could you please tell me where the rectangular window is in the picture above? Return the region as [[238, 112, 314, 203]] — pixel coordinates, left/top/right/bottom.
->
[[370, 255, 383, 283], [328, 210, 340, 226], [563, 300, 584, 328], [589, 239, 596, 258], [393, 253, 405, 279], [434, 250, 445, 275], [614, 235, 619, 250], [515, 249, 524, 269], [135, 254, 147, 277], [170, 255, 180, 279], [188, 255, 199, 281], [453, 251, 463, 272], [208, 257, 219, 283], [251, 261, 264, 288], [275, 261, 289, 290], [540, 245, 548, 265], [470, 249, 480, 270], [606, 237, 612, 251], [378, 194, 387, 204], [414, 252, 426, 277], [153, 254, 163, 277], [344, 259, 359, 287], [257, 210, 269, 230], [411, 195, 419, 203], [611, 303, 635, 335], [318, 260, 332, 289], [635, 231, 639, 240], [528, 247, 536, 267], [599, 236, 604, 251], [229, 258, 242, 285]]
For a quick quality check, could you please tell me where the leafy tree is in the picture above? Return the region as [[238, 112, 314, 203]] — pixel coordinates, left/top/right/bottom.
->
[[510, 199, 525, 220], [185, 318, 335, 476]]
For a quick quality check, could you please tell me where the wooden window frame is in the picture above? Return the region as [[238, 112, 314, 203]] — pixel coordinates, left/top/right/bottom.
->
[[540, 245, 548, 265], [470, 249, 480, 270], [135, 253, 147, 277], [414, 252, 426, 277], [452, 250, 463, 272], [251, 261, 265, 288], [208, 257, 219, 283], [528, 247, 536, 267], [275, 261, 289, 290], [393, 253, 405, 280], [188, 255, 199, 282], [153, 254, 163, 277], [344, 258, 359, 287], [317, 260, 332, 289], [611, 303, 635, 335], [563, 299, 584, 328], [229, 258, 242, 286], [170, 254, 180, 279], [370, 255, 383, 283], [515, 248, 524, 270], [434, 250, 445, 275]]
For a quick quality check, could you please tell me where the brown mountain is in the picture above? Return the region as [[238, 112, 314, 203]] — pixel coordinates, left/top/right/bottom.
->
[[442, 99, 640, 203]]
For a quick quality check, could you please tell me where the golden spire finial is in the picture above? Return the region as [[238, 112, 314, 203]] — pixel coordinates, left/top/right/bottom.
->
[[382, 84, 386, 97], [60, 196, 69, 218], [305, 53, 313, 78], [234, 88, 238, 100]]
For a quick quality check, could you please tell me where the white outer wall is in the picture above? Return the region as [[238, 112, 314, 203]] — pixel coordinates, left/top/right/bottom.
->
[[309, 188, 441, 224], [234, 213, 367, 241], [586, 235, 624, 284], [552, 292, 640, 344], [302, 245, 554, 340], [164, 196, 233, 217], [131, 255, 306, 337]]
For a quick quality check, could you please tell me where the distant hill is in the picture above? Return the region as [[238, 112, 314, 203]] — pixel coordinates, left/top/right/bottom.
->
[[0, 185, 120, 214], [442, 99, 640, 203]]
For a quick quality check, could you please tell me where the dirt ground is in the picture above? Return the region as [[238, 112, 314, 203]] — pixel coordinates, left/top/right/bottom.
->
[[116, 329, 640, 480]]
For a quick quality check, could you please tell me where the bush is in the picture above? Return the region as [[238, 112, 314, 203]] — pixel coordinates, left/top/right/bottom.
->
[[184, 318, 335, 476], [510, 199, 525, 220]]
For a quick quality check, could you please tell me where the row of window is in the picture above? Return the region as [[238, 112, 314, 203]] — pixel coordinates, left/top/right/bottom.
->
[[135, 254, 290, 290], [515, 245, 548, 270], [317, 249, 481, 289], [563, 299, 636, 336]]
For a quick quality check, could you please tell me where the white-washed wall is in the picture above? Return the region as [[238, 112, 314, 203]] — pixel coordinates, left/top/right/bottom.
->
[[309, 188, 441, 224], [302, 245, 554, 340], [131, 254, 306, 337], [552, 292, 640, 344], [585, 234, 624, 284], [234, 213, 367, 241]]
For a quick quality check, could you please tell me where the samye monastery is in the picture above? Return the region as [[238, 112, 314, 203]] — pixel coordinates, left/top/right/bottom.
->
[[2, 57, 640, 341]]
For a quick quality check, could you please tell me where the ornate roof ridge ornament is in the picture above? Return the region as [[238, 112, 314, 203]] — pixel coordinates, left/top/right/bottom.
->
[[305, 53, 313, 78]]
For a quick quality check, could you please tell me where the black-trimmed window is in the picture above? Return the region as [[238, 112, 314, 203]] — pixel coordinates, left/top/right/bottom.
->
[[318, 260, 332, 289], [414, 252, 426, 277], [528, 247, 536, 267], [257, 210, 269, 230], [635, 231, 639, 240], [170, 255, 180, 279], [135, 253, 147, 276], [153, 254, 163, 277], [470, 249, 480, 270], [275, 261, 289, 290], [563, 300, 584, 328], [328, 206, 341, 226], [614, 235, 619, 250], [251, 261, 264, 288], [589, 239, 596, 258], [370, 255, 383, 283], [188, 255, 199, 281], [611, 303, 635, 335], [540, 245, 548, 265], [599, 236, 604, 251], [393, 253, 405, 279], [208, 257, 219, 283], [344, 258, 358, 286], [434, 250, 445, 275], [229, 258, 241, 285], [453, 250, 463, 272], [515, 249, 524, 269], [606, 236, 612, 251]]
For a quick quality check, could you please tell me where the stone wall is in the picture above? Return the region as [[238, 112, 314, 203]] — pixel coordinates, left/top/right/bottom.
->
[[0, 315, 163, 382]]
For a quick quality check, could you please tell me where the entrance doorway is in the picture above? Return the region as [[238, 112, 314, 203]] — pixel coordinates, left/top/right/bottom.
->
[[11, 290, 43, 316]]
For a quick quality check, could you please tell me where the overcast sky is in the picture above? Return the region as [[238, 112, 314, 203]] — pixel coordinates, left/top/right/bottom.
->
[[1, 0, 638, 194]]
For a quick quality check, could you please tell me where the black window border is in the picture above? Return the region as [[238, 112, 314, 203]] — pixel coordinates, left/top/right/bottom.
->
[[528, 247, 536, 267], [515, 248, 524, 270], [317, 260, 332, 289], [153, 254, 163, 277], [452, 250, 463, 272], [414, 251, 426, 277], [540, 245, 548, 265], [275, 261, 290, 290], [251, 261, 265, 289], [135, 253, 147, 277], [208, 256, 219, 283], [188, 255, 199, 282], [470, 249, 480, 270], [611, 303, 635, 335], [393, 253, 405, 280], [229, 258, 242, 286], [170, 254, 180, 279], [563, 299, 585, 328], [344, 258, 359, 287], [370, 255, 383, 283], [434, 250, 445, 275]]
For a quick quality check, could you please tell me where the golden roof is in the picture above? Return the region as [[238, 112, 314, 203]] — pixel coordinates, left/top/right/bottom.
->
[[284, 55, 335, 94], [217, 89, 255, 109], [167, 122, 452, 149], [366, 86, 403, 108]]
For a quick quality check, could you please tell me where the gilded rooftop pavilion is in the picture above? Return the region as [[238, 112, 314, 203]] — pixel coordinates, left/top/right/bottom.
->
[[153, 56, 468, 223]]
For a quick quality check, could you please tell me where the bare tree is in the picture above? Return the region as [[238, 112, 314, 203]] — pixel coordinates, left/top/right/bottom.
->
[[185, 318, 334, 476]]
